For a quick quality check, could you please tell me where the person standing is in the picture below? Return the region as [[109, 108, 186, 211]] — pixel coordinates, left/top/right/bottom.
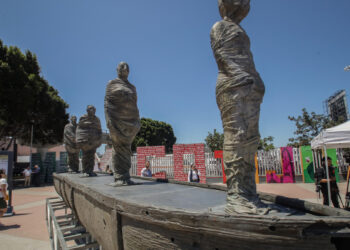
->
[[0, 169, 8, 224], [141, 161, 152, 177], [188, 164, 200, 183], [320, 157, 340, 208], [23, 166, 32, 187]]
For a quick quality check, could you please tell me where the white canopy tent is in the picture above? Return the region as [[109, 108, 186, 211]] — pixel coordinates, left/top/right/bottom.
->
[[311, 121, 350, 149], [311, 120, 350, 208]]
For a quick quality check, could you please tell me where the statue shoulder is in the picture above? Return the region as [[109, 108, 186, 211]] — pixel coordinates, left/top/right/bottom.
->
[[93, 116, 102, 130], [94, 115, 101, 123], [107, 78, 122, 88], [211, 21, 234, 42], [127, 81, 137, 92], [64, 123, 74, 130], [78, 114, 88, 124], [211, 21, 224, 31], [107, 79, 117, 87], [212, 20, 239, 33]]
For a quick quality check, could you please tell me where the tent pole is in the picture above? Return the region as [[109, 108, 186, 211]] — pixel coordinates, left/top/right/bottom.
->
[[311, 150, 316, 173], [317, 150, 322, 170], [311, 150, 318, 202], [324, 146, 332, 207]]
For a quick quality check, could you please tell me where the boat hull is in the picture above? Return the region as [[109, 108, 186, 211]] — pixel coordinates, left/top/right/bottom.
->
[[53, 173, 350, 250]]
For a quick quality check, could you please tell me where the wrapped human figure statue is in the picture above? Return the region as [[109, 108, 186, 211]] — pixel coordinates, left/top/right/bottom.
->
[[211, 0, 267, 214], [63, 116, 79, 173], [76, 105, 102, 177], [105, 62, 140, 186]]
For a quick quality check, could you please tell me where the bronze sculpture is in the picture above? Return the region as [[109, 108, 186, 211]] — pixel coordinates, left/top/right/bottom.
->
[[76, 105, 102, 177], [63, 115, 80, 173], [105, 62, 140, 186], [211, 0, 266, 214]]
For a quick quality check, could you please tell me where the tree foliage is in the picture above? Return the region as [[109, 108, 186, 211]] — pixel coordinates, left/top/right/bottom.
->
[[0, 40, 69, 146], [131, 118, 177, 153], [205, 129, 224, 152], [287, 108, 344, 147], [258, 136, 275, 151]]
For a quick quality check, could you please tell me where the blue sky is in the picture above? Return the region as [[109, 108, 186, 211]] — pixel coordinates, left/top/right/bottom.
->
[[1, 0, 350, 149]]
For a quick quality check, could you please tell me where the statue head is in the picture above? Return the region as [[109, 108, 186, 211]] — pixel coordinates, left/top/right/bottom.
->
[[117, 62, 129, 81], [71, 115, 77, 125], [86, 105, 96, 117], [218, 0, 250, 23]]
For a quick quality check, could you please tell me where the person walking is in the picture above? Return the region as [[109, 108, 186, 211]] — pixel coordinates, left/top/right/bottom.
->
[[0, 169, 8, 225], [188, 164, 200, 183], [23, 166, 32, 187]]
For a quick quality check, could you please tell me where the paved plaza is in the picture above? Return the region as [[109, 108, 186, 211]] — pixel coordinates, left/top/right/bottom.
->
[[0, 182, 347, 249]]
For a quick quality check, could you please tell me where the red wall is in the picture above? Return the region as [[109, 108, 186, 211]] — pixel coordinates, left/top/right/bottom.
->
[[136, 146, 166, 176], [173, 143, 206, 183], [100, 147, 113, 170]]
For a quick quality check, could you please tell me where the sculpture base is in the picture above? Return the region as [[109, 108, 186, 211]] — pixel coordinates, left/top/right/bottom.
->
[[108, 179, 141, 187], [68, 170, 80, 174], [79, 172, 97, 177], [54, 173, 350, 250]]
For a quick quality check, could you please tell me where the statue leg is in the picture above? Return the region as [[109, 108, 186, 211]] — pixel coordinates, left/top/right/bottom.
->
[[68, 152, 79, 173], [111, 142, 133, 186], [81, 149, 96, 177], [223, 99, 267, 214]]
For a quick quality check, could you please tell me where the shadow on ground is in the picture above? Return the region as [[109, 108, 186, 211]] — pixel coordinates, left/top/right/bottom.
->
[[0, 224, 21, 231]]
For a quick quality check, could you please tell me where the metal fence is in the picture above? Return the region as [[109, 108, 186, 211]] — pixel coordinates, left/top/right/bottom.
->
[[147, 154, 174, 178], [293, 148, 303, 176], [129, 149, 305, 179], [337, 149, 349, 174], [182, 154, 195, 174], [257, 149, 282, 176], [130, 154, 137, 176], [257, 148, 304, 177], [129, 152, 223, 179], [205, 152, 223, 177]]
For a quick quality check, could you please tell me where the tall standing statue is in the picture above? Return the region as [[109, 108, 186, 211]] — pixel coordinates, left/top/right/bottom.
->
[[105, 62, 140, 186], [63, 116, 79, 173], [211, 0, 267, 214], [76, 105, 102, 177]]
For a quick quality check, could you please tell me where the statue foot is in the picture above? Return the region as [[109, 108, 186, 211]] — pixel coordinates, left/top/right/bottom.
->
[[225, 196, 270, 215], [109, 179, 135, 187], [80, 172, 97, 177], [68, 169, 80, 174]]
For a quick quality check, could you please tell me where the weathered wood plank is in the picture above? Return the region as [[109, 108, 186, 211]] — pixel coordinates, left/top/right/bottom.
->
[[53, 173, 350, 250]]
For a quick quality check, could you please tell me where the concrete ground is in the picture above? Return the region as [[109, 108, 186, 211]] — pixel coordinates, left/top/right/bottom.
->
[[0, 182, 348, 249], [0, 186, 55, 250], [257, 182, 348, 206]]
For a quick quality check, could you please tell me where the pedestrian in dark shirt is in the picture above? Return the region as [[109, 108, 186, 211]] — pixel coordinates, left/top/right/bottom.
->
[[320, 157, 339, 208]]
